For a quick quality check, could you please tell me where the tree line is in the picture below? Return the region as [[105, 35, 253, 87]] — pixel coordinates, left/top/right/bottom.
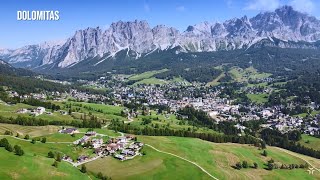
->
[[0, 115, 101, 128]]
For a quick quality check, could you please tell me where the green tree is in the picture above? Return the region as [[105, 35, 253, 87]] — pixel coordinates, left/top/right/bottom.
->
[[56, 153, 62, 162], [242, 161, 248, 168], [4, 130, 12, 135], [48, 151, 55, 158], [81, 164, 87, 173], [262, 150, 268, 157], [267, 162, 274, 170], [5, 143, 13, 152], [0, 138, 9, 147], [24, 134, 30, 140], [253, 162, 258, 169], [97, 172, 103, 179], [41, 137, 46, 143], [235, 162, 242, 170], [31, 138, 36, 144], [52, 160, 58, 168], [14, 145, 24, 156]]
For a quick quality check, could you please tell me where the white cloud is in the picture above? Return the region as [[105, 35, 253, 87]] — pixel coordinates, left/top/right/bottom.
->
[[290, 0, 315, 13], [176, 5, 186, 12], [244, 0, 280, 11], [144, 3, 150, 12]]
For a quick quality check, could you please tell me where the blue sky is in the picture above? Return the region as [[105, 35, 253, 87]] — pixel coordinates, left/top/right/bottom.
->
[[0, 0, 319, 48]]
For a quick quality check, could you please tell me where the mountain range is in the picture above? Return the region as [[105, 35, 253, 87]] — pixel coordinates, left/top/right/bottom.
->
[[1, 5, 320, 70]]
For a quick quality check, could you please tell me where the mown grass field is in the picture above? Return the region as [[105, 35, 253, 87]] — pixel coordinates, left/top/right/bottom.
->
[[0, 121, 319, 180], [86, 145, 211, 180], [229, 66, 272, 83], [299, 134, 320, 151], [295, 111, 320, 118], [0, 148, 90, 180], [135, 136, 320, 180], [78, 128, 121, 137], [129, 110, 220, 134], [133, 77, 168, 86], [52, 101, 127, 122], [0, 135, 93, 161], [206, 72, 225, 87], [0, 102, 79, 122], [0, 123, 60, 137], [247, 93, 269, 104], [128, 69, 168, 81], [39, 133, 83, 142]]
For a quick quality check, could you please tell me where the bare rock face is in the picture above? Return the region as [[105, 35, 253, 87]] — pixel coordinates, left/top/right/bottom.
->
[[2, 6, 320, 69]]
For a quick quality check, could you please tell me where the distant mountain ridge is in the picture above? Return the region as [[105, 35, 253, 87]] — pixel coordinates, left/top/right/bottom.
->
[[1, 5, 320, 69]]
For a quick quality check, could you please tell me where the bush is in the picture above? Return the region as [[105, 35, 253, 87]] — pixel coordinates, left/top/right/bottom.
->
[[0, 138, 9, 147], [41, 137, 46, 143], [24, 134, 30, 140], [262, 150, 267, 157], [242, 161, 248, 168], [5, 143, 13, 152], [253, 162, 258, 169], [235, 162, 242, 170], [31, 139, 36, 144], [52, 160, 58, 168], [48, 151, 55, 158], [55, 153, 62, 162], [80, 165, 87, 173], [14, 145, 24, 156], [4, 130, 12, 135]]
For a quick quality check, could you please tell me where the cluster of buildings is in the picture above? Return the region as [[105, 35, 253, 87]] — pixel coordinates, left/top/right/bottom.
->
[[17, 106, 47, 116], [59, 128, 144, 164]]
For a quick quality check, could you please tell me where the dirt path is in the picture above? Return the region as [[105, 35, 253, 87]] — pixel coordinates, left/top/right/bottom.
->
[[145, 144, 219, 180], [274, 147, 320, 172]]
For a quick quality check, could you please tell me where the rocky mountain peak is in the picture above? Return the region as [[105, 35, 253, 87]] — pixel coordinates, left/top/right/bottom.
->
[[2, 6, 320, 69]]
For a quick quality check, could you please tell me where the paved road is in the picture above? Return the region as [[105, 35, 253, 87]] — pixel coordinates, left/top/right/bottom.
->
[[70, 155, 102, 167], [145, 144, 219, 180]]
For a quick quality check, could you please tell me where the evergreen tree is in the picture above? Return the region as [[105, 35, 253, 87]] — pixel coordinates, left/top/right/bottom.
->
[[48, 151, 55, 158], [81, 165, 87, 173], [14, 145, 24, 156]]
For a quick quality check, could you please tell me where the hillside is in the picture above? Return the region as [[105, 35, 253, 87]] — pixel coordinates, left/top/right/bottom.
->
[[0, 124, 318, 180], [86, 136, 320, 180]]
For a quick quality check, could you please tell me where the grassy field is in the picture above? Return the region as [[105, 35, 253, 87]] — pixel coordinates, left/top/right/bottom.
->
[[0, 103, 79, 123], [129, 110, 220, 134], [1, 136, 93, 160], [299, 134, 320, 151], [136, 136, 320, 180], [0, 124, 60, 137], [39, 133, 83, 142], [128, 69, 168, 81], [78, 128, 121, 137], [296, 111, 320, 118], [133, 77, 168, 86], [247, 93, 269, 104], [0, 148, 90, 180], [53, 101, 127, 122], [0, 120, 319, 180], [229, 67, 272, 83], [86, 145, 211, 180], [206, 72, 225, 87]]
